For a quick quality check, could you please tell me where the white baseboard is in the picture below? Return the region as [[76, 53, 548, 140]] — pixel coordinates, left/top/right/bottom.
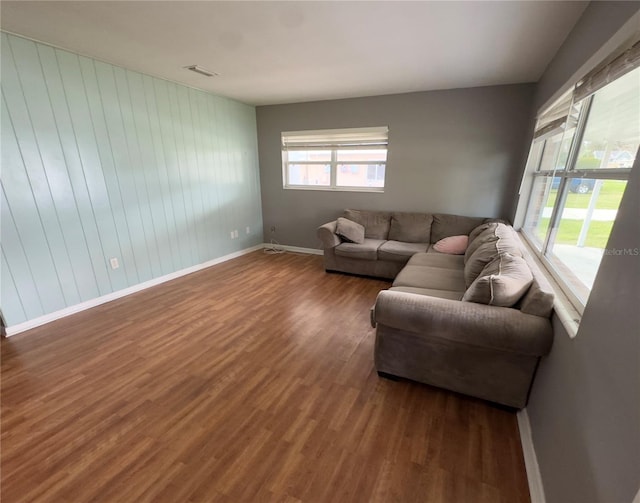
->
[[517, 408, 546, 503], [263, 243, 323, 255], [5, 244, 265, 337]]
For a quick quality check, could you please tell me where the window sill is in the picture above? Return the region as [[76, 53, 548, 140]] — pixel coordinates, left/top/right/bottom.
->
[[283, 186, 384, 193], [516, 232, 581, 339]]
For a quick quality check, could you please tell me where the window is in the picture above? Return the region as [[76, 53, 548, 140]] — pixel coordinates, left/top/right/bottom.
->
[[282, 127, 388, 191], [521, 42, 639, 312]]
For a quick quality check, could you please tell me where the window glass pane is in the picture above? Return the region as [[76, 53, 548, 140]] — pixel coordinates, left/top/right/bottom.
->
[[336, 149, 387, 162], [526, 141, 544, 173], [287, 150, 331, 162], [538, 131, 565, 172], [367, 164, 385, 182], [523, 176, 555, 248], [336, 164, 385, 187], [554, 126, 577, 171], [574, 67, 640, 171], [548, 179, 627, 304], [534, 101, 582, 172], [287, 164, 330, 186]]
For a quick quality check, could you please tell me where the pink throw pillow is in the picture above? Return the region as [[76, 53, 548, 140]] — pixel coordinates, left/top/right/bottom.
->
[[433, 235, 469, 255]]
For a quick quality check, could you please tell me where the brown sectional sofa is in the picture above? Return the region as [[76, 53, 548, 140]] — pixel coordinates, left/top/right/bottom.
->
[[317, 209, 555, 409]]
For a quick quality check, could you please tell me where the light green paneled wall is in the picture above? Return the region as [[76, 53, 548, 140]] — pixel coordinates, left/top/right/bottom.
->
[[0, 33, 263, 327]]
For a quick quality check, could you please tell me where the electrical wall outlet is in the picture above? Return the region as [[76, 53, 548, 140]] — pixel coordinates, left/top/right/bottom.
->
[[234, 230, 239, 238], [246, 226, 250, 234], [109, 257, 119, 269], [230, 231, 235, 239]]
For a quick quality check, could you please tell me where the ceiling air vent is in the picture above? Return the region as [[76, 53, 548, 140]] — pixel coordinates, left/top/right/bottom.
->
[[184, 65, 218, 77]]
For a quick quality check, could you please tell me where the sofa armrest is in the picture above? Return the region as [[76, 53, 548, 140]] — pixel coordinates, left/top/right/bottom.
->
[[317, 221, 341, 249], [373, 290, 553, 356]]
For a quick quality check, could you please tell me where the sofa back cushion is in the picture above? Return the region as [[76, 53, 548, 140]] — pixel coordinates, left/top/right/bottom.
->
[[388, 212, 433, 243], [431, 214, 486, 243], [464, 224, 523, 287], [468, 222, 495, 244], [465, 223, 499, 263], [462, 253, 533, 307], [519, 279, 555, 318], [343, 209, 391, 240]]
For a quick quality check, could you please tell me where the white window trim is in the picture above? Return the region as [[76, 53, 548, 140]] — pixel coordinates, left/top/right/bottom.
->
[[515, 18, 640, 339], [281, 127, 388, 192]]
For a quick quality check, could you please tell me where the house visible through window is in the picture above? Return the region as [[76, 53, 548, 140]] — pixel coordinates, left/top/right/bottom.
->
[[521, 41, 639, 312], [281, 127, 388, 191]]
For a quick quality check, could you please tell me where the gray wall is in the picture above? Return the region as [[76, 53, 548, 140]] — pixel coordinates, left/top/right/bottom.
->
[[526, 3, 640, 502], [1, 33, 262, 327], [257, 85, 534, 249], [535, 1, 640, 109], [528, 161, 640, 503]]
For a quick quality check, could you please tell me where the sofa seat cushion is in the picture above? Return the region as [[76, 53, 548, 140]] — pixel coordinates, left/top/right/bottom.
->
[[390, 286, 464, 301], [462, 253, 533, 307], [335, 238, 386, 260], [393, 265, 466, 292], [407, 252, 464, 270], [388, 212, 433, 243], [378, 241, 429, 262]]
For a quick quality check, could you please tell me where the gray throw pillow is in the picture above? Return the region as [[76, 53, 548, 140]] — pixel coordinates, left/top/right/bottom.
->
[[462, 253, 533, 307], [335, 217, 365, 244]]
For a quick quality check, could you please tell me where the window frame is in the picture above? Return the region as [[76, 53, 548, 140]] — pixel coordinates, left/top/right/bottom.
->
[[281, 127, 388, 192], [520, 80, 636, 314]]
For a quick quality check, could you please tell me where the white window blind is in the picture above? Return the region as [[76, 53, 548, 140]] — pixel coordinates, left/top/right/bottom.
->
[[574, 38, 640, 102], [533, 38, 640, 142], [282, 127, 389, 150], [533, 90, 574, 139]]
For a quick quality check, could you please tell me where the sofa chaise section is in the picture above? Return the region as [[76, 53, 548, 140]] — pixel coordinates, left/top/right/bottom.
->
[[372, 222, 555, 408], [318, 210, 555, 408], [373, 290, 553, 408]]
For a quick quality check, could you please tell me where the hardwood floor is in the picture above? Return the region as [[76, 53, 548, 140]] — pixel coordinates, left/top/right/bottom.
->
[[1, 251, 530, 502]]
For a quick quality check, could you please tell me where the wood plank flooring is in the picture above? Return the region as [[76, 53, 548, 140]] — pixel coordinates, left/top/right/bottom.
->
[[1, 251, 530, 502]]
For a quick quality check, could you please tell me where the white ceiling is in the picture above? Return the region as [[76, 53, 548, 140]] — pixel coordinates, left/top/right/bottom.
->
[[1, 1, 588, 106]]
